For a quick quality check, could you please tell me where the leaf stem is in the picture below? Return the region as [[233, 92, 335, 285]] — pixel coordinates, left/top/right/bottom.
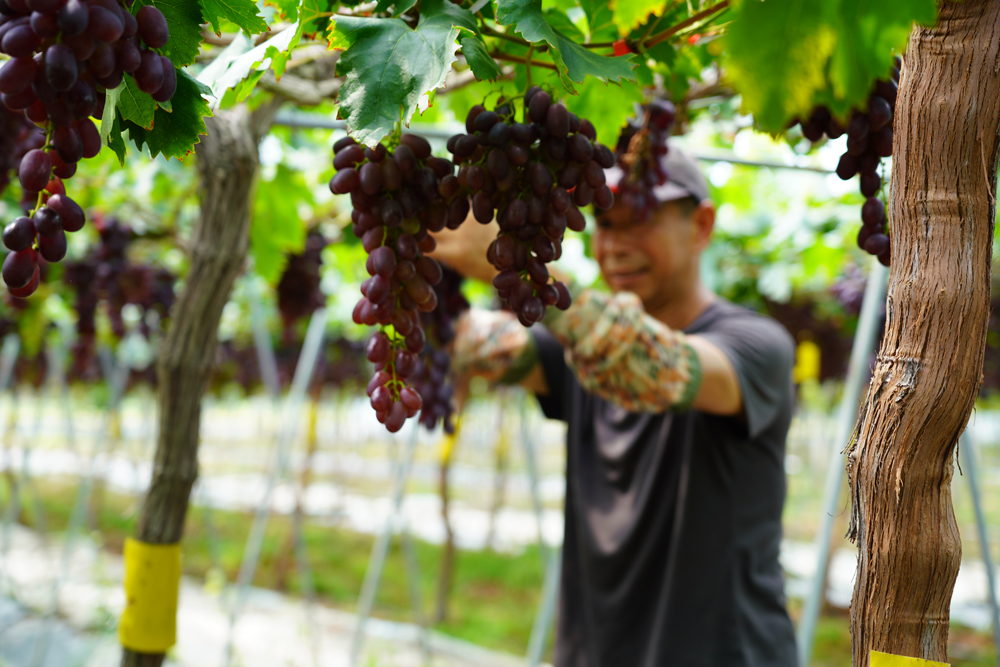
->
[[643, 0, 729, 50], [488, 51, 558, 71], [481, 24, 531, 47]]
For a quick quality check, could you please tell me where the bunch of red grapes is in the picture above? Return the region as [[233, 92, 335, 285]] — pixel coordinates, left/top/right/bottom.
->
[[276, 229, 327, 344], [796, 60, 900, 267], [331, 88, 614, 432], [611, 99, 676, 221], [331, 132, 460, 433], [447, 86, 614, 325], [63, 215, 174, 379], [412, 267, 468, 433], [0, 0, 175, 296], [0, 102, 39, 196]]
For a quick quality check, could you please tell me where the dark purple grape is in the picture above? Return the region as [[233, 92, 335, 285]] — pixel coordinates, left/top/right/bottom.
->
[[573, 182, 594, 207], [522, 296, 544, 324], [486, 148, 508, 180], [136, 5, 168, 48], [567, 133, 593, 162], [868, 96, 892, 131], [555, 281, 571, 310], [3, 216, 35, 251], [487, 121, 510, 147], [528, 90, 551, 124], [543, 137, 566, 162], [546, 103, 568, 138], [45, 43, 77, 92], [18, 149, 50, 192], [38, 228, 65, 261], [370, 385, 392, 412], [26, 12, 55, 40], [2, 248, 36, 288], [365, 143, 387, 163], [493, 234, 516, 269], [875, 79, 897, 107], [864, 233, 889, 256], [835, 153, 858, 181], [152, 58, 176, 102], [510, 122, 535, 144], [359, 161, 382, 195], [88, 43, 116, 78], [2, 25, 40, 58], [528, 163, 551, 196], [400, 386, 422, 411], [472, 191, 492, 223], [453, 134, 477, 158], [366, 332, 391, 364], [393, 144, 415, 172], [593, 185, 613, 210], [861, 197, 885, 226], [26, 0, 64, 13], [2, 86, 36, 110], [416, 256, 442, 285], [872, 126, 893, 158], [473, 110, 498, 133], [0, 56, 35, 95], [465, 104, 485, 133], [88, 5, 123, 42], [371, 245, 396, 277], [857, 224, 873, 251], [33, 205, 61, 236], [594, 143, 615, 169], [334, 136, 355, 153], [381, 159, 401, 190], [385, 402, 406, 432], [330, 168, 359, 194], [566, 205, 585, 233], [134, 49, 164, 93], [121, 7, 136, 37], [334, 144, 364, 170], [395, 349, 417, 377], [53, 125, 83, 163], [860, 171, 881, 197], [56, 0, 87, 36], [584, 160, 606, 188], [400, 133, 431, 159], [46, 193, 84, 232], [847, 112, 869, 140]]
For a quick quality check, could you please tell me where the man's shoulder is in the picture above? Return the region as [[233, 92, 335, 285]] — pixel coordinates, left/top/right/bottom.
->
[[692, 299, 795, 361]]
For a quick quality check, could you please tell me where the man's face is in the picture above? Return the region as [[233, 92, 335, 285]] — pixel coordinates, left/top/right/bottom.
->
[[593, 198, 708, 310]]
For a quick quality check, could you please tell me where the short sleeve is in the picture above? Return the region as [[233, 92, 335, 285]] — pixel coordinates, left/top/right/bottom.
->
[[531, 326, 572, 423], [698, 315, 795, 438]]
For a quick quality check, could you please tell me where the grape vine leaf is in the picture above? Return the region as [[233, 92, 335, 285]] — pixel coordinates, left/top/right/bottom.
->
[[251, 164, 310, 283], [422, 0, 502, 82], [201, 22, 303, 106], [329, 0, 495, 146], [494, 0, 636, 93], [109, 77, 158, 130], [578, 0, 617, 44], [725, 0, 936, 132], [131, 0, 205, 68], [609, 0, 664, 36], [199, 0, 268, 36], [121, 71, 212, 160], [564, 75, 642, 149]]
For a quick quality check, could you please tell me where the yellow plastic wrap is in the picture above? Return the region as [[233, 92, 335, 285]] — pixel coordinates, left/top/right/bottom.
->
[[870, 650, 950, 667], [118, 537, 181, 653]]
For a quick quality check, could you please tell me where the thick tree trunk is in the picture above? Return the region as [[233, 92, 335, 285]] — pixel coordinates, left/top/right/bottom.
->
[[847, 2, 1000, 665], [120, 101, 281, 667]]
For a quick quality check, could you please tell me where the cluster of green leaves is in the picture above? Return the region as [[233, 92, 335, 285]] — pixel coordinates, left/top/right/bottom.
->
[[100, 0, 270, 162], [725, 0, 937, 133]]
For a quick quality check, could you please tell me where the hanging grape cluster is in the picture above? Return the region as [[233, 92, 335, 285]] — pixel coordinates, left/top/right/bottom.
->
[[331, 88, 615, 432], [795, 60, 899, 267], [63, 215, 175, 379], [447, 86, 614, 325], [0, 0, 175, 296], [611, 99, 676, 221], [331, 132, 458, 433], [276, 229, 327, 344], [412, 267, 468, 433]]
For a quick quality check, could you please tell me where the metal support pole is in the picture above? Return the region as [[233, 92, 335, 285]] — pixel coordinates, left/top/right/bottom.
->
[[518, 394, 549, 563], [797, 259, 888, 667], [526, 545, 561, 667], [350, 425, 423, 667], [959, 432, 1000, 663], [223, 308, 328, 667]]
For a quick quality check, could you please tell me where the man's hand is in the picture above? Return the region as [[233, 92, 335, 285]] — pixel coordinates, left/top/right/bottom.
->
[[429, 215, 499, 284]]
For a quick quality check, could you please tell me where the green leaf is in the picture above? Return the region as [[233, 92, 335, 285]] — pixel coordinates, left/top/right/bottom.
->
[[494, 0, 635, 93], [123, 70, 211, 160], [421, 0, 502, 82], [543, 7, 583, 42], [329, 0, 473, 146], [579, 0, 616, 42], [112, 75, 158, 130], [199, 0, 268, 35], [107, 116, 128, 164], [251, 164, 311, 283], [204, 22, 303, 102], [724, 0, 936, 133], [131, 0, 205, 67], [374, 0, 416, 13], [610, 0, 664, 36]]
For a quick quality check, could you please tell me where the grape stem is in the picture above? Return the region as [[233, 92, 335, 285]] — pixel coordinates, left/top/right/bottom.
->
[[524, 45, 534, 95]]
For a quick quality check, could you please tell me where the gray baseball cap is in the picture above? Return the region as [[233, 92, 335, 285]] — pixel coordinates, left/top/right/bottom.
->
[[605, 143, 710, 204]]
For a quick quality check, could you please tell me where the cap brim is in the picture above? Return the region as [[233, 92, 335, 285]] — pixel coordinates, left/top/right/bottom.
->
[[605, 166, 694, 203]]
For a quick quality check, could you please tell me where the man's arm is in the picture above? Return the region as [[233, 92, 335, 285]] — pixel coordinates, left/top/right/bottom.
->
[[542, 289, 743, 417]]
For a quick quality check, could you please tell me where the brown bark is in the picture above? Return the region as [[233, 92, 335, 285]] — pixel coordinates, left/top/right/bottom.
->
[[847, 2, 1000, 665], [120, 101, 281, 667]]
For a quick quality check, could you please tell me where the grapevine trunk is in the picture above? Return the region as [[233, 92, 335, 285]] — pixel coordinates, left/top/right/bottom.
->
[[847, 1, 1000, 664], [119, 102, 280, 667]]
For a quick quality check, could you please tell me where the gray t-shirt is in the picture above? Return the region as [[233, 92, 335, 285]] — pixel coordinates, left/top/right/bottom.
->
[[533, 299, 798, 667]]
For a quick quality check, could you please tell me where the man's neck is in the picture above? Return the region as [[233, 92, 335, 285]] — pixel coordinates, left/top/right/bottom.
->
[[645, 282, 716, 331]]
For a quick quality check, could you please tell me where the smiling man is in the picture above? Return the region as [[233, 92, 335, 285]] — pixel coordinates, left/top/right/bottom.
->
[[431, 129, 798, 667]]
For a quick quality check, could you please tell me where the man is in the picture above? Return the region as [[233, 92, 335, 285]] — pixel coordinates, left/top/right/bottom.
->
[[431, 131, 798, 667]]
